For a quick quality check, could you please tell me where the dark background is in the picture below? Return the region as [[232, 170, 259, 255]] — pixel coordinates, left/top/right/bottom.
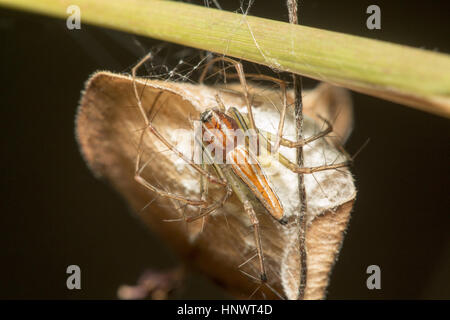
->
[[0, 0, 449, 299]]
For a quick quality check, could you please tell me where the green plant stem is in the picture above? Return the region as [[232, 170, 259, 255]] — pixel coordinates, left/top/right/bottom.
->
[[2, 0, 450, 118]]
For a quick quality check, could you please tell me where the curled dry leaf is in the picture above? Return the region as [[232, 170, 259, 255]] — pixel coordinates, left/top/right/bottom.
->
[[76, 71, 356, 299]]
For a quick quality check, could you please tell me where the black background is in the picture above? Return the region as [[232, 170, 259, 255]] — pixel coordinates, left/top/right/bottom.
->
[[0, 0, 449, 299]]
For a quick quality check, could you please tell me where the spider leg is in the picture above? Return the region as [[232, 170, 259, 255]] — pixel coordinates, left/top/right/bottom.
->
[[199, 56, 257, 135], [132, 53, 227, 187]]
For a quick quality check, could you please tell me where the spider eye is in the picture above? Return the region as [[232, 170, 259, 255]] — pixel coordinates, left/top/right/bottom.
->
[[201, 110, 213, 123]]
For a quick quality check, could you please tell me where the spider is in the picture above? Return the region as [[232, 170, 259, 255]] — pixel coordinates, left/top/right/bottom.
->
[[131, 53, 351, 289]]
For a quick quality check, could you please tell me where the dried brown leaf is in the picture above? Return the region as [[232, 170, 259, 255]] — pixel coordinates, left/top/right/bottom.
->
[[76, 71, 356, 299]]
